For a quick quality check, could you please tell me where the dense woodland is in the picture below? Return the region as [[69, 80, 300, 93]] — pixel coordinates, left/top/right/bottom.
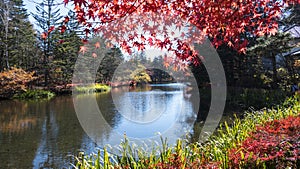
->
[[0, 0, 300, 98]]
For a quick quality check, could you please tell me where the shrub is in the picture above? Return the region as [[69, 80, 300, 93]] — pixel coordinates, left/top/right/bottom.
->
[[226, 88, 288, 110], [13, 89, 55, 100], [0, 67, 37, 98], [229, 115, 300, 168]]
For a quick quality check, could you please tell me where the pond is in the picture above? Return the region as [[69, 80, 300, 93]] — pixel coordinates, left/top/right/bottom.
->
[[0, 83, 199, 168]]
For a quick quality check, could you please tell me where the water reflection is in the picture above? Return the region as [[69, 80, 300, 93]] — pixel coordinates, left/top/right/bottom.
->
[[0, 83, 199, 168]]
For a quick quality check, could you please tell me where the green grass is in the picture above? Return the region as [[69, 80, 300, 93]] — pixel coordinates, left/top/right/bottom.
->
[[74, 84, 111, 94], [73, 94, 300, 169], [13, 89, 55, 100], [203, 94, 299, 168]]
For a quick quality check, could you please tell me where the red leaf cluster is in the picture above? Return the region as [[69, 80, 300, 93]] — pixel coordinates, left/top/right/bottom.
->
[[66, 0, 299, 61], [229, 115, 300, 168]]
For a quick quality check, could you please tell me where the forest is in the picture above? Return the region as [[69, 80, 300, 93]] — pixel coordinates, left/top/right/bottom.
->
[[0, 0, 299, 97], [0, 0, 300, 168]]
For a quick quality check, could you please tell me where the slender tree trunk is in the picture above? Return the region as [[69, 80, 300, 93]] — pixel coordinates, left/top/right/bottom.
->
[[2, 2, 10, 69], [44, 40, 48, 86], [5, 21, 9, 69], [271, 55, 278, 88]]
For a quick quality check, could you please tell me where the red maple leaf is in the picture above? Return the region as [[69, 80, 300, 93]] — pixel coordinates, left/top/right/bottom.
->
[[73, 0, 87, 7], [58, 40, 64, 44], [84, 28, 90, 36], [95, 42, 100, 48], [64, 16, 70, 23], [60, 25, 67, 34], [41, 32, 47, 40], [79, 46, 87, 54], [48, 26, 55, 33], [64, 0, 300, 64], [63, 0, 68, 6]]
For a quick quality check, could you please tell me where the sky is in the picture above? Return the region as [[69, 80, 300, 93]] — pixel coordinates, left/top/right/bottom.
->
[[22, 0, 170, 60], [23, 0, 71, 30]]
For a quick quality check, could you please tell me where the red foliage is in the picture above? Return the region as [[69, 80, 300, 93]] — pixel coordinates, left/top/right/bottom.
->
[[229, 115, 300, 168], [60, 25, 67, 34], [64, 0, 299, 63], [136, 153, 220, 169], [48, 26, 55, 33], [41, 32, 47, 40]]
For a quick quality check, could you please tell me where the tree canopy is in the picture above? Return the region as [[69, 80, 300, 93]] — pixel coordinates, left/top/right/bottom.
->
[[61, 0, 300, 64]]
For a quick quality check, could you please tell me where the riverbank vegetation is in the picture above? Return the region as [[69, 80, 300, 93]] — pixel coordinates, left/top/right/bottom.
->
[[12, 89, 55, 100], [0, 67, 37, 99], [74, 84, 111, 94], [74, 95, 300, 169]]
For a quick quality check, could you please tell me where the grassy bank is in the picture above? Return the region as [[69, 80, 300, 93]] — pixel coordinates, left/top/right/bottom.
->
[[74, 84, 111, 94], [13, 89, 55, 100], [73, 94, 300, 168]]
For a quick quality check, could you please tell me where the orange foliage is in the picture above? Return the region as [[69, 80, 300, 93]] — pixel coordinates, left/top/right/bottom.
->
[[0, 67, 37, 98]]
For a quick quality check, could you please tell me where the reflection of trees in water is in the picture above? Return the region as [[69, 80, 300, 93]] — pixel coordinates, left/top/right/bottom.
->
[[0, 100, 38, 133], [0, 94, 121, 168], [74, 93, 120, 145], [0, 87, 206, 167], [33, 96, 88, 168], [189, 87, 211, 142], [0, 100, 44, 168], [96, 93, 121, 131]]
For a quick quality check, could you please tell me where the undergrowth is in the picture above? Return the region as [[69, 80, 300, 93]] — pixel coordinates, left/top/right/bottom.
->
[[13, 89, 55, 100], [73, 94, 300, 169]]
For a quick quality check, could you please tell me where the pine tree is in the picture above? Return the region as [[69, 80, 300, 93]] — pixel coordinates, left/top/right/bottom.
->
[[51, 10, 83, 85], [96, 46, 124, 83], [31, 0, 63, 86], [0, 0, 38, 71], [9, 0, 38, 70]]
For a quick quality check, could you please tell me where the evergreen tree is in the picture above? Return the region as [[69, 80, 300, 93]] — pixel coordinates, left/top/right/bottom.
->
[[0, 0, 38, 71], [9, 0, 38, 70], [52, 10, 83, 85], [96, 46, 124, 83], [31, 0, 63, 85], [248, 33, 294, 88]]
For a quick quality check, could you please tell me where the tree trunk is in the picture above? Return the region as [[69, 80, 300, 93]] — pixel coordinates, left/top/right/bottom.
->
[[0, 2, 11, 69], [271, 55, 278, 88]]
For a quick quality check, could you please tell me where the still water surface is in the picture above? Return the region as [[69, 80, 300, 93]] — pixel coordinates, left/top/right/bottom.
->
[[0, 83, 198, 168]]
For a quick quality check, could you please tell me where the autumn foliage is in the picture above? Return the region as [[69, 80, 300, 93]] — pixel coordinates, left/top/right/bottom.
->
[[229, 115, 300, 168], [60, 0, 300, 64], [0, 67, 37, 98]]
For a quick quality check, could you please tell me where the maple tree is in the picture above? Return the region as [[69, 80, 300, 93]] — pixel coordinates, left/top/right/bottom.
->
[[59, 0, 300, 64]]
